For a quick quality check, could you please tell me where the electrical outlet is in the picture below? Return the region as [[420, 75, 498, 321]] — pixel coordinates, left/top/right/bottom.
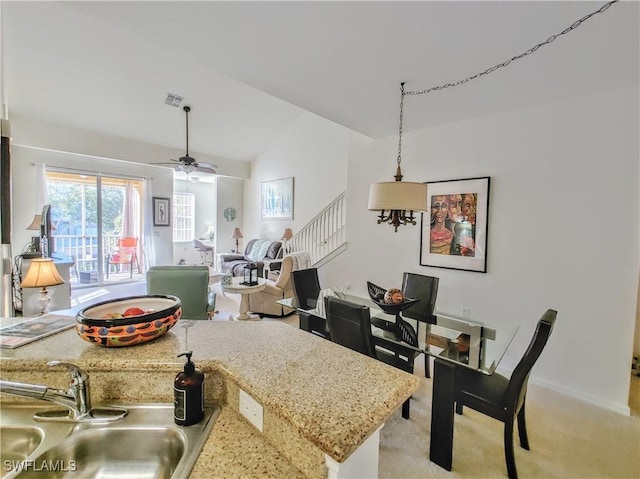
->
[[239, 389, 263, 432], [462, 307, 471, 319]]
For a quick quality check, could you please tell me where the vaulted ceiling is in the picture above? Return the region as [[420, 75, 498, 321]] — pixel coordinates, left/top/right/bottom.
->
[[2, 1, 638, 162]]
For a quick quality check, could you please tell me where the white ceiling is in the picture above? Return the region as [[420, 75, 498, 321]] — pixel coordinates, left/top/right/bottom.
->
[[2, 1, 638, 163]]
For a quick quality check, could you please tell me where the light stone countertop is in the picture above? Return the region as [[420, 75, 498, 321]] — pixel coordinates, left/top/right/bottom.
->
[[1, 318, 419, 475]]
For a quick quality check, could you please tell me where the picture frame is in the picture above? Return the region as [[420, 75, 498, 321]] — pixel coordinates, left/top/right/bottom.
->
[[420, 176, 490, 273], [261, 177, 294, 220], [153, 197, 171, 227]]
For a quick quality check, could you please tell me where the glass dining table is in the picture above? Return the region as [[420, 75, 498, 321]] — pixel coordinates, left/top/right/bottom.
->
[[278, 292, 519, 471]]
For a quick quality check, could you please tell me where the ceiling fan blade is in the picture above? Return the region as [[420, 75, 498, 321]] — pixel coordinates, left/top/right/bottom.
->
[[194, 165, 217, 175], [151, 159, 181, 166]]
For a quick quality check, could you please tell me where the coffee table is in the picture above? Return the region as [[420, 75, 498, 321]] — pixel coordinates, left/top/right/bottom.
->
[[220, 277, 267, 320]]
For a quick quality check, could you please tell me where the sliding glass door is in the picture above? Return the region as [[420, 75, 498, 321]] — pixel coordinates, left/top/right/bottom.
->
[[46, 170, 144, 287]]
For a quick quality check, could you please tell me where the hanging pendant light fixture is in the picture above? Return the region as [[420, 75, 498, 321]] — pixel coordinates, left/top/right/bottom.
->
[[368, 83, 427, 232], [366, 1, 618, 232]]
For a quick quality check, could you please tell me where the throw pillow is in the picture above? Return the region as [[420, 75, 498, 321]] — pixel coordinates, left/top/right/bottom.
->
[[246, 240, 272, 262]]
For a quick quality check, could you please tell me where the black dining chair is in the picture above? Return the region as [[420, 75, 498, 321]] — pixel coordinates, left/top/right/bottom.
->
[[291, 268, 330, 339], [324, 296, 413, 419], [454, 309, 557, 479], [401, 273, 439, 378], [371, 273, 439, 378]]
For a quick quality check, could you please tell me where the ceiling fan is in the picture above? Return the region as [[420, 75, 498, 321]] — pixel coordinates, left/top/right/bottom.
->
[[155, 105, 217, 175]]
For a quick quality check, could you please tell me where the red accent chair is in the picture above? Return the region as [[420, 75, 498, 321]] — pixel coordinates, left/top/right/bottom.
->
[[105, 237, 140, 279]]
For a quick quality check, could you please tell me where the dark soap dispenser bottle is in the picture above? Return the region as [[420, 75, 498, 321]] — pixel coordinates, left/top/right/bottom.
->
[[174, 351, 204, 426]]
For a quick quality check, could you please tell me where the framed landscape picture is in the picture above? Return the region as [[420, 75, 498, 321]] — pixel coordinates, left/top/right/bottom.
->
[[420, 176, 490, 273], [261, 177, 294, 220]]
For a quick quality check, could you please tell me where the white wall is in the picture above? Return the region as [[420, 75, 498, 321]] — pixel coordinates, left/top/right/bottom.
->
[[247, 112, 352, 241], [216, 176, 245, 254], [10, 145, 175, 266], [323, 86, 639, 414], [172, 178, 217, 265]]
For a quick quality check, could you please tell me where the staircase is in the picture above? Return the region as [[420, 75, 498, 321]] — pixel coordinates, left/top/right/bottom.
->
[[288, 191, 347, 267]]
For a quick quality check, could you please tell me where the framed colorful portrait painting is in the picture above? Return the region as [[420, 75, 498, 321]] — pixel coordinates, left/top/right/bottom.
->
[[420, 176, 490, 273]]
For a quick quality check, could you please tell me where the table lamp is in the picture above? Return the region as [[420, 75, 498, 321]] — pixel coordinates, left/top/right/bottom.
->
[[281, 228, 293, 253], [26, 214, 43, 254], [20, 258, 64, 315], [231, 228, 243, 253]]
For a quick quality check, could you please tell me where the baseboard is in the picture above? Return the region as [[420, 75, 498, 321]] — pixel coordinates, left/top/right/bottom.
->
[[495, 366, 631, 416], [531, 376, 630, 416]]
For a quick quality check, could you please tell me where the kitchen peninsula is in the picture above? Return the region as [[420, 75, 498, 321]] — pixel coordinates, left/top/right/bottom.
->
[[0, 319, 419, 478]]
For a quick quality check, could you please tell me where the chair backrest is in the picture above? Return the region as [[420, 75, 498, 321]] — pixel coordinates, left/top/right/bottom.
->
[[288, 251, 312, 271], [401, 273, 439, 324], [291, 268, 321, 309], [146, 266, 210, 320], [118, 237, 137, 248], [324, 296, 375, 358], [193, 239, 212, 252], [272, 255, 294, 289], [507, 309, 557, 412]]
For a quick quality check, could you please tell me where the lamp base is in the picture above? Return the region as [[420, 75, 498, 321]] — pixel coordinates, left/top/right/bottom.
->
[[38, 287, 52, 315]]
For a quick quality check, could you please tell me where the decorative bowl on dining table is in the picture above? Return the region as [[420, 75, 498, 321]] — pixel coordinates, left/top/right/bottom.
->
[[76, 295, 182, 347], [366, 281, 420, 314]]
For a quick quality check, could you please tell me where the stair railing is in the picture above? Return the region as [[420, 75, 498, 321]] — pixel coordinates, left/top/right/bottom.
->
[[287, 191, 346, 266]]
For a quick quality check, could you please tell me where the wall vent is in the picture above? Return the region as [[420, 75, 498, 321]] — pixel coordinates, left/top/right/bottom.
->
[[165, 93, 184, 107]]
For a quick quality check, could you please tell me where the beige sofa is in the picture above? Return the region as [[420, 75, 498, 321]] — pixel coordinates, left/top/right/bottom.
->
[[248, 252, 311, 317]]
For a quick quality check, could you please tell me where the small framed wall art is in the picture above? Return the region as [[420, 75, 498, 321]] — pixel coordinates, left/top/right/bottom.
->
[[420, 176, 490, 273], [153, 197, 171, 227], [261, 177, 294, 220]]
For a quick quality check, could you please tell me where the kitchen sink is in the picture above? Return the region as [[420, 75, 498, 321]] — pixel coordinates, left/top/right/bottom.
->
[[0, 427, 43, 479], [0, 403, 219, 479]]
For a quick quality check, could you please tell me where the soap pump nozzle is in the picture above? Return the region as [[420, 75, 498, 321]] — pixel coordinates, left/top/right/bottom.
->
[[178, 351, 195, 374]]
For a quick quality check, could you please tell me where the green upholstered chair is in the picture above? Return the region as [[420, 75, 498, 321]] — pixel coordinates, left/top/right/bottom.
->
[[146, 266, 216, 320]]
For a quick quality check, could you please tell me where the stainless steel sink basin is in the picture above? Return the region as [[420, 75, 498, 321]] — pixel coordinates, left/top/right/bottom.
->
[[0, 404, 219, 479], [0, 427, 43, 479]]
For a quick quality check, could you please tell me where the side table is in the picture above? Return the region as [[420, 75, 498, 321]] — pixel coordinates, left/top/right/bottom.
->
[[220, 277, 267, 320]]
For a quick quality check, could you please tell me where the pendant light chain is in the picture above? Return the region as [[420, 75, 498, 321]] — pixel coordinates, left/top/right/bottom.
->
[[403, 0, 618, 98], [395, 82, 405, 181]]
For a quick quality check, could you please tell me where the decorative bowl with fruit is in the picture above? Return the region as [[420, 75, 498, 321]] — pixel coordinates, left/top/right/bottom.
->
[[366, 281, 420, 314], [76, 295, 182, 347]]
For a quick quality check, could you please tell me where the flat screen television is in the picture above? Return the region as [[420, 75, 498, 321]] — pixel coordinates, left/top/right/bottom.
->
[[40, 204, 53, 257]]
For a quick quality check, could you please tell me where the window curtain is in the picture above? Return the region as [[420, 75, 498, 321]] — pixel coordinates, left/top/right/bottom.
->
[[142, 178, 156, 269]]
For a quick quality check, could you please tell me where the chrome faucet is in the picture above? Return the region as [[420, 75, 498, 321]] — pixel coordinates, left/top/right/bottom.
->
[[1, 361, 92, 420]]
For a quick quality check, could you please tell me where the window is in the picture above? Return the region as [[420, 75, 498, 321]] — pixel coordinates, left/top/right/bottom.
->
[[173, 193, 195, 242]]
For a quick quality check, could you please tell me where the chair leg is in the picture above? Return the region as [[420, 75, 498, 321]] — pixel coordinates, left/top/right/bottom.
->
[[517, 401, 530, 450], [455, 402, 463, 415], [425, 354, 431, 378], [401, 398, 410, 419], [504, 417, 518, 479]]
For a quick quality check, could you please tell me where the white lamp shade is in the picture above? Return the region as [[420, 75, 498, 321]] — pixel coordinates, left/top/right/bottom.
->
[[368, 181, 427, 211], [20, 258, 64, 288], [231, 228, 243, 239], [26, 215, 42, 230]]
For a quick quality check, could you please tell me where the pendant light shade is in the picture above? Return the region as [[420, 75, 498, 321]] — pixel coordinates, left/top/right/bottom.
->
[[368, 181, 427, 212]]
